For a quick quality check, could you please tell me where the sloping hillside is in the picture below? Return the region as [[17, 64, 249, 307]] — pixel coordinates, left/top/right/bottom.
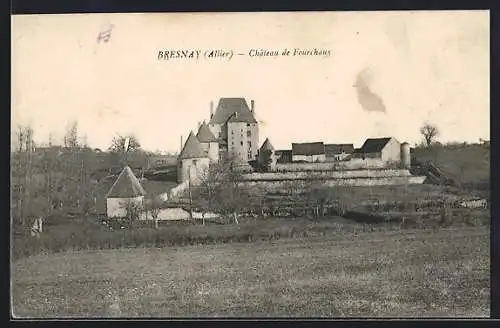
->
[[412, 144, 490, 191]]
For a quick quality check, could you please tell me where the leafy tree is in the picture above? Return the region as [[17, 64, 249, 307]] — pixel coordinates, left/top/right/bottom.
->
[[108, 134, 141, 153]]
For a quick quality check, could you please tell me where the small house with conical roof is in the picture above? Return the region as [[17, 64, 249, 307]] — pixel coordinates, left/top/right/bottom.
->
[[177, 131, 210, 184], [258, 138, 277, 171], [196, 121, 219, 163], [106, 166, 147, 218]]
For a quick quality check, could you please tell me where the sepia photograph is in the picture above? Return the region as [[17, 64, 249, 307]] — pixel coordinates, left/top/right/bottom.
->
[[11, 10, 490, 318]]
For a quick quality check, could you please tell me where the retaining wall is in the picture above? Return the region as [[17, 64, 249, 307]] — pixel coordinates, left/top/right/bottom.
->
[[239, 176, 426, 190], [274, 158, 389, 171], [241, 169, 412, 181]]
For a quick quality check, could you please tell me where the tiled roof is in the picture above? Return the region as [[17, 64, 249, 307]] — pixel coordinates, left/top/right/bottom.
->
[[292, 142, 325, 156], [106, 166, 147, 198], [325, 144, 355, 156], [260, 138, 274, 152], [209, 98, 258, 124], [179, 132, 206, 159], [196, 122, 217, 142], [359, 137, 393, 153]]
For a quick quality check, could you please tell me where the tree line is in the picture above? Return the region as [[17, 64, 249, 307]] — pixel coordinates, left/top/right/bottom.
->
[[11, 121, 162, 231]]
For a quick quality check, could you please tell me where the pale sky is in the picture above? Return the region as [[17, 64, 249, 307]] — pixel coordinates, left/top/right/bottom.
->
[[12, 11, 489, 152]]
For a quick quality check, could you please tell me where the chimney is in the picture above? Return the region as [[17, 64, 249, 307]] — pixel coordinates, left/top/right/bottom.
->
[[210, 101, 214, 118], [251, 100, 255, 114], [234, 112, 239, 118], [180, 136, 183, 152]]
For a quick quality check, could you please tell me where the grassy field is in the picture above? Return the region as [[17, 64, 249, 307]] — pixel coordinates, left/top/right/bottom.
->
[[12, 226, 489, 318], [412, 144, 490, 190]]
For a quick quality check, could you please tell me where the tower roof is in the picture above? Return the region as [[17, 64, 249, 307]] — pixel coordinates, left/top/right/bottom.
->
[[196, 121, 217, 142], [106, 166, 147, 198], [179, 131, 206, 159], [209, 98, 258, 124], [260, 138, 275, 152]]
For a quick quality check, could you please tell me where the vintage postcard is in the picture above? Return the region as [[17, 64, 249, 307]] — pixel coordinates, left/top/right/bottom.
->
[[11, 10, 490, 318]]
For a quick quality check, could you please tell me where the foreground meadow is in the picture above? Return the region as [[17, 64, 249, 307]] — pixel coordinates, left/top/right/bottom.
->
[[11, 226, 489, 318]]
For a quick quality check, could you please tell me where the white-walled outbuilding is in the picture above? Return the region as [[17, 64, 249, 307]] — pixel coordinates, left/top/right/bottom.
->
[[106, 166, 147, 218]]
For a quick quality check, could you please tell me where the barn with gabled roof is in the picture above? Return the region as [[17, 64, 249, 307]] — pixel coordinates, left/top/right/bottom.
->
[[106, 166, 147, 218], [292, 142, 326, 163], [352, 137, 402, 164]]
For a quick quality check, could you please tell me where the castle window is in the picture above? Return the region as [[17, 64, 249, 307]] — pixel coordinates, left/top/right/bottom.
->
[[240, 141, 243, 146], [248, 152, 252, 160], [247, 123, 251, 127], [248, 141, 251, 148], [247, 130, 251, 137]]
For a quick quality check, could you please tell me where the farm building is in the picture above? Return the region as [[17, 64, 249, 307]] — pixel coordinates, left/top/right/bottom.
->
[[177, 131, 210, 184], [292, 142, 326, 163], [325, 144, 355, 161], [207, 97, 260, 163], [352, 137, 410, 167], [106, 166, 147, 218], [275, 150, 292, 164], [196, 121, 219, 163]]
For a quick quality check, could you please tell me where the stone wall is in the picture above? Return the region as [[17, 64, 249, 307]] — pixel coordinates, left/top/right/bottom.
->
[[241, 169, 412, 181], [274, 158, 388, 171], [239, 176, 426, 190]]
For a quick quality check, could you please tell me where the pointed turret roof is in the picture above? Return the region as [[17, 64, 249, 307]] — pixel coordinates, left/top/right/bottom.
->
[[179, 131, 206, 159], [260, 138, 275, 152], [106, 166, 147, 198], [196, 121, 217, 143]]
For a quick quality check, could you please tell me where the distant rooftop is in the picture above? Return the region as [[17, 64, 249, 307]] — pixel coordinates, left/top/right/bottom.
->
[[325, 144, 355, 156], [292, 142, 325, 156], [358, 137, 393, 153]]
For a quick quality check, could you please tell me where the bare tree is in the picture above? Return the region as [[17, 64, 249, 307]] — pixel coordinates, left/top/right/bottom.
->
[[23, 126, 35, 221], [64, 121, 80, 149], [420, 122, 440, 147], [193, 156, 247, 224], [125, 200, 142, 223], [12, 124, 35, 226], [144, 197, 162, 228]]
